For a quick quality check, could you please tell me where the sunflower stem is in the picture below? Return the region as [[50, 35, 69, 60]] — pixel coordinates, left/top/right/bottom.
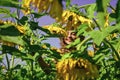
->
[[77, 37, 92, 50]]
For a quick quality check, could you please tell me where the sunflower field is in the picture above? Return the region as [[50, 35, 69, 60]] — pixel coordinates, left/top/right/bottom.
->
[[0, 0, 120, 80]]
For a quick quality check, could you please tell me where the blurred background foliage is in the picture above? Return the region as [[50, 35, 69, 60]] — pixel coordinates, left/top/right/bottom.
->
[[0, 0, 120, 80]]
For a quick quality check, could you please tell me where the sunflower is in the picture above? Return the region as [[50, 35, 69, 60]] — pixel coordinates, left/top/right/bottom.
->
[[61, 10, 93, 30], [21, 0, 63, 20], [21, 0, 31, 15], [49, 0, 63, 21], [56, 58, 99, 80], [43, 24, 67, 37]]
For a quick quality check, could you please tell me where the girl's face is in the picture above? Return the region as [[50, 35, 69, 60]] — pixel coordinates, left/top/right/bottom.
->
[[63, 31, 77, 45], [60, 31, 77, 53], [60, 30, 85, 46]]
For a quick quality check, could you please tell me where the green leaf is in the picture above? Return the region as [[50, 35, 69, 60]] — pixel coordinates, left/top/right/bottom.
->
[[61, 53, 72, 60], [73, 38, 80, 45], [85, 3, 96, 19], [0, 7, 17, 18], [2, 45, 26, 57], [16, 16, 28, 25], [89, 24, 120, 46], [0, 35, 26, 46], [0, 25, 22, 36], [23, 53, 34, 61], [49, 50, 61, 59], [0, 0, 21, 8], [0, 8, 10, 14], [11, 64, 21, 70], [89, 30, 109, 46], [29, 21, 38, 30], [33, 52, 40, 61], [21, 69, 27, 77], [31, 12, 47, 18], [66, 0, 71, 8], [97, 12, 105, 28], [66, 38, 80, 49], [96, 0, 110, 28], [112, 38, 120, 51], [2, 13, 17, 18], [109, 13, 116, 23], [93, 53, 104, 62], [96, 0, 110, 12], [29, 45, 42, 53], [104, 24, 120, 33], [0, 24, 12, 28], [37, 27, 51, 35], [76, 23, 88, 36]]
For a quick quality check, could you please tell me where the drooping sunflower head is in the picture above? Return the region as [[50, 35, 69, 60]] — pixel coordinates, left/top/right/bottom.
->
[[21, 0, 31, 15], [61, 10, 93, 31], [43, 24, 67, 37], [56, 58, 99, 80], [21, 0, 63, 20]]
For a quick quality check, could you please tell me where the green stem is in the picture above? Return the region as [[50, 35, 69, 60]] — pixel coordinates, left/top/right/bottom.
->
[[78, 3, 95, 9], [77, 37, 92, 50], [11, 55, 14, 69], [93, 18, 102, 31], [104, 39, 120, 61], [6, 54, 10, 70], [6, 54, 12, 80], [108, 3, 115, 12], [31, 61, 34, 80], [17, 0, 20, 19]]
